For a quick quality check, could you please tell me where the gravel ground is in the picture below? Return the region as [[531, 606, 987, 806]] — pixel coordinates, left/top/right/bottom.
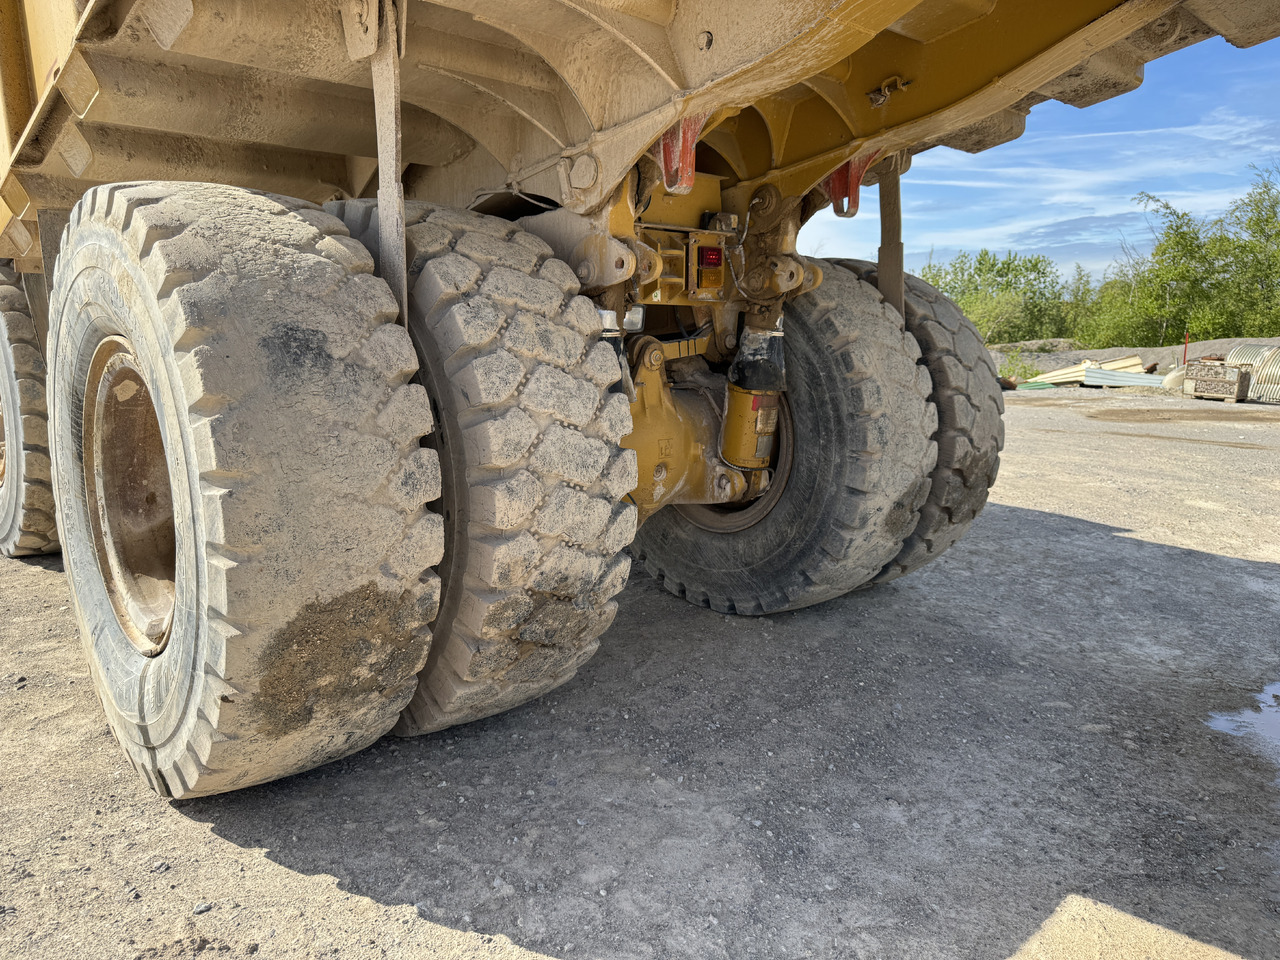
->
[[2, 391, 1279, 960]]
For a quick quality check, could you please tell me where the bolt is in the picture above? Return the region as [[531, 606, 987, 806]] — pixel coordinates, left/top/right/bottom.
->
[[568, 154, 599, 190], [576, 262, 593, 281], [654, 463, 668, 481], [647, 347, 664, 368], [715, 474, 732, 495]]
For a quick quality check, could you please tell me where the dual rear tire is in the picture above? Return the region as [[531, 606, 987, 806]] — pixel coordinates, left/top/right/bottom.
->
[[38, 182, 1000, 797], [0, 262, 59, 557], [48, 184, 443, 797], [632, 261, 1003, 611], [43, 187, 637, 797]]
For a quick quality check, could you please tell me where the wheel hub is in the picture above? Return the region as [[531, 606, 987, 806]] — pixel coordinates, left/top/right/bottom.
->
[[83, 337, 177, 656], [675, 393, 794, 533]]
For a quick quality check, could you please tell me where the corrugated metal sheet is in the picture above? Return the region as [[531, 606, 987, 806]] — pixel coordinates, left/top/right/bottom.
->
[[1080, 369, 1167, 388], [1225, 345, 1280, 403]]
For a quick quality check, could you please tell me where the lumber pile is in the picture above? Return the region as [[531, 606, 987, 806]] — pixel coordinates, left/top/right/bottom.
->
[[1023, 355, 1146, 386]]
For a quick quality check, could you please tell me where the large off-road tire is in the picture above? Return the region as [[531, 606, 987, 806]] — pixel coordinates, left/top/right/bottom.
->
[[49, 183, 442, 798], [829, 260, 1004, 583], [0, 262, 59, 556], [631, 267, 937, 614], [328, 200, 637, 736]]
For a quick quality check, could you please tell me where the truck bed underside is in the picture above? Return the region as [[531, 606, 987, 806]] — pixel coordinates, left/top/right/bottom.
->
[[2, 0, 1279, 265]]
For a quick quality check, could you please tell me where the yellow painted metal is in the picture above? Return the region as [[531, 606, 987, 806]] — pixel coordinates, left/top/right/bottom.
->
[[621, 336, 748, 524], [661, 335, 712, 362], [640, 176, 723, 230], [1, 209, 34, 259], [720, 0, 1189, 212], [635, 226, 735, 307], [22, 0, 79, 104], [0, 0, 1273, 266], [0, 0, 33, 156], [721, 382, 780, 470]]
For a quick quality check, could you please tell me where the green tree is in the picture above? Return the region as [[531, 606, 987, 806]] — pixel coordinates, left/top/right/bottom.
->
[[920, 248, 1067, 342], [920, 165, 1280, 349], [1082, 165, 1280, 347]]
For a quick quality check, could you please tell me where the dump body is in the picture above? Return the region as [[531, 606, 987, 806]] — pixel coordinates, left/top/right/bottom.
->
[[3, 0, 1279, 270]]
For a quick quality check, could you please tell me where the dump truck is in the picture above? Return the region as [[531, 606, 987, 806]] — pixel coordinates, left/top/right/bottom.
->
[[0, 0, 1275, 798]]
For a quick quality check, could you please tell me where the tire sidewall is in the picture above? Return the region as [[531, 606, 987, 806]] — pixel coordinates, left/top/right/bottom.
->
[[50, 224, 207, 754], [638, 298, 867, 607]]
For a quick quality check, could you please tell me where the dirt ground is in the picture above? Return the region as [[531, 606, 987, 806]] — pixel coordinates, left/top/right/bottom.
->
[[2, 389, 1279, 960]]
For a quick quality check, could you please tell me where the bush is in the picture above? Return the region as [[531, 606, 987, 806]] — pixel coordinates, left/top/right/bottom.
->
[[920, 166, 1280, 349], [997, 349, 1042, 381]]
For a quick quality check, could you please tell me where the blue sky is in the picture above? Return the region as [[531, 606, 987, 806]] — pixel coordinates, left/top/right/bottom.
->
[[798, 34, 1280, 279]]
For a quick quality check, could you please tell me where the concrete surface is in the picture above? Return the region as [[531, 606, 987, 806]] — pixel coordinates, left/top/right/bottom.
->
[[2, 389, 1279, 959]]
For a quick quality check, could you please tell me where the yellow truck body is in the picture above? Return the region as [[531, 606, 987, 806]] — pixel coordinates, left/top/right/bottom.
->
[[3, 0, 1278, 269]]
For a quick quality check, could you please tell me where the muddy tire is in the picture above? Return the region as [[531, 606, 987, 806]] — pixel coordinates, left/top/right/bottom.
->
[[328, 200, 636, 735], [48, 183, 442, 798], [830, 260, 1003, 583], [631, 267, 936, 614], [0, 263, 59, 557]]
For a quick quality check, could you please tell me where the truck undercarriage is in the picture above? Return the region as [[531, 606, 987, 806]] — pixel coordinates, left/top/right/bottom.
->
[[0, 0, 1275, 795]]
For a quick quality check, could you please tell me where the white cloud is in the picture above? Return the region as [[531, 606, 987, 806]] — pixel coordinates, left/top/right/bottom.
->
[[799, 40, 1280, 278]]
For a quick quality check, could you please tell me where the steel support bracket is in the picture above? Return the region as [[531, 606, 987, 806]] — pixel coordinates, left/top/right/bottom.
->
[[341, 0, 407, 59], [820, 151, 879, 219], [876, 153, 906, 320], [648, 112, 710, 196], [344, 0, 408, 321]]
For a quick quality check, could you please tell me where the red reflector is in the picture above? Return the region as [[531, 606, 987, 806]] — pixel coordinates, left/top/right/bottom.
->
[[698, 246, 724, 268]]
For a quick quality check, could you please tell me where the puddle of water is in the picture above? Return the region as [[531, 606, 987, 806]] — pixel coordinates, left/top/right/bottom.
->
[[1206, 682, 1280, 773]]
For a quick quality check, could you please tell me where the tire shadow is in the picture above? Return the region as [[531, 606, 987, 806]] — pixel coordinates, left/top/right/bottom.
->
[[9, 552, 63, 573], [178, 504, 1280, 960]]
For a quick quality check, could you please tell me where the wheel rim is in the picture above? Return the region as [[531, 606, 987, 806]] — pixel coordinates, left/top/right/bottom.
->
[[83, 337, 177, 656], [675, 394, 795, 533]]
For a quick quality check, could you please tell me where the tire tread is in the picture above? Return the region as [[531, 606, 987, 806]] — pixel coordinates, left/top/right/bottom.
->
[[328, 200, 635, 736], [829, 259, 1003, 584], [51, 184, 443, 797], [0, 261, 61, 556]]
